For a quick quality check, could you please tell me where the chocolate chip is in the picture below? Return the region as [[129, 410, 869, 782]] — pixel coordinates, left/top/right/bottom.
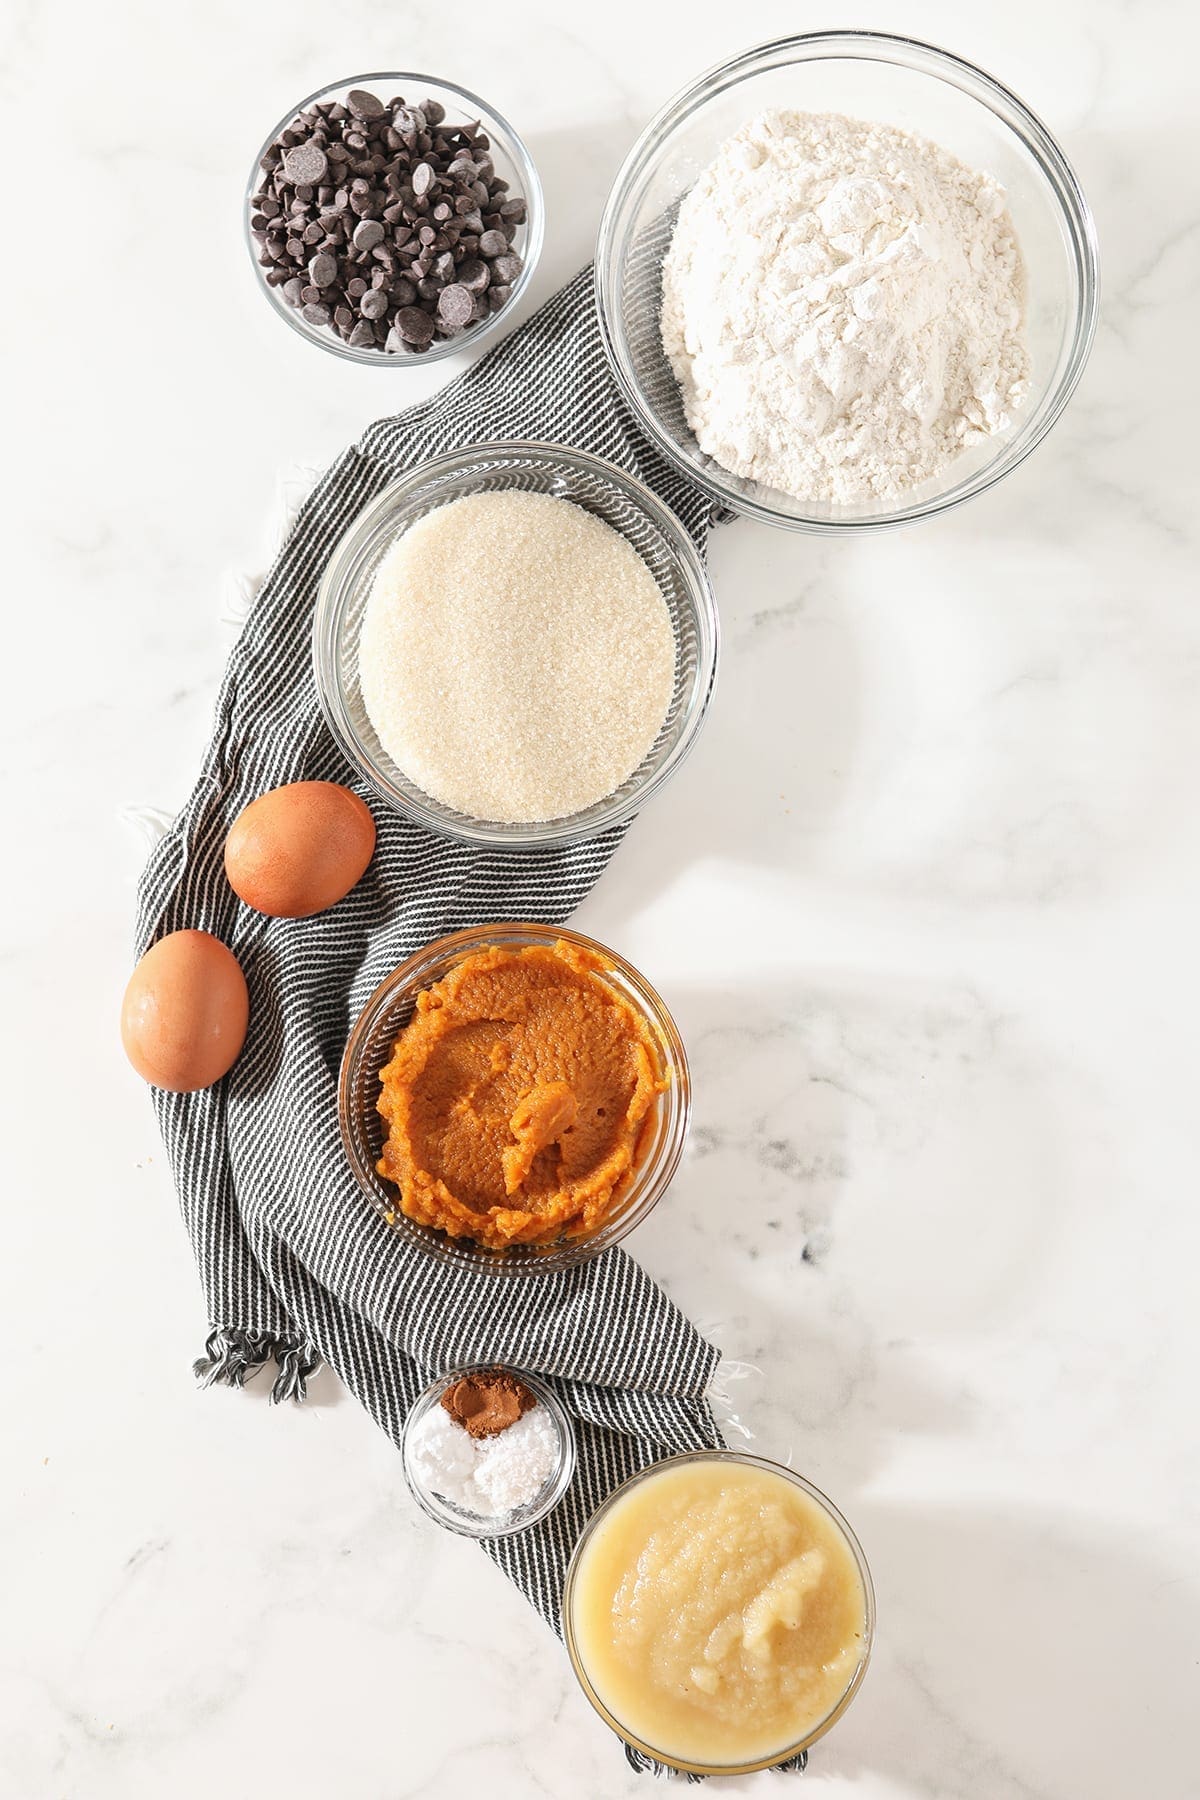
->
[[478, 229, 508, 258], [411, 161, 435, 197], [308, 251, 337, 287], [352, 218, 384, 252], [436, 283, 474, 332], [359, 288, 388, 319], [347, 319, 377, 346], [491, 252, 523, 284], [347, 89, 385, 121], [396, 305, 434, 346], [282, 143, 328, 185], [301, 301, 331, 325], [346, 277, 367, 298], [457, 257, 490, 293]]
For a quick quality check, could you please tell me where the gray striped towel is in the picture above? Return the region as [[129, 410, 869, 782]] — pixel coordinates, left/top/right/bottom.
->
[[135, 266, 804, 1777]]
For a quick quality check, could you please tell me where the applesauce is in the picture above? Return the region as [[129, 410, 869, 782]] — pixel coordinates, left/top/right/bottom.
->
[[565, 1455, 871, 1771]]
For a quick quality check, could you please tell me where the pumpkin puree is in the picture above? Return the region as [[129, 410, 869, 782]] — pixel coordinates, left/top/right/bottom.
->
[[376, 940, 665, 1249]]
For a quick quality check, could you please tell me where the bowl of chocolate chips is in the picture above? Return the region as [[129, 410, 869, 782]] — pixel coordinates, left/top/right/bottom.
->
[[246, 72, 543, 362]]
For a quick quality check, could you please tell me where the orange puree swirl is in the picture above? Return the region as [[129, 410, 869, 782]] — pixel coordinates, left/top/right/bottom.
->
[[376, 940, 665, 1249]]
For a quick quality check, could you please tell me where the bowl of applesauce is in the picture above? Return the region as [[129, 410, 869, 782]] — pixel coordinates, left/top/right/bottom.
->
[[563, 1451, 874, 1774]]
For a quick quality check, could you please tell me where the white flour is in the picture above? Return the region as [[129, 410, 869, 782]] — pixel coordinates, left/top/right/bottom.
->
[[661, 110, 1030, 505]]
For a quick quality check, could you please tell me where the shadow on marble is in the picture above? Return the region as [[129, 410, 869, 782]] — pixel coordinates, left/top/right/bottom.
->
[[627, 968, 1075, 1488], [808, 1497, 1200, 1800]]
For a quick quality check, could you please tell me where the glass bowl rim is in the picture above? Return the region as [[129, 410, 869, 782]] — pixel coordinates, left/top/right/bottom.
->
[[337, 920, 692, 1277], [244, 67, 545, 367], [400, 1362, 578, 1538], [595, 27, 1101, 534], [311, 437, 720, 846], [562, 1447, 876, 1774]]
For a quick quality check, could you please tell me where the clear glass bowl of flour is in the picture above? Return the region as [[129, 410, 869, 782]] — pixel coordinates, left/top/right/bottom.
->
[[596, 31, 1099, 532], [313, 441, 718, 846], [401, 1365, 576, 1538]]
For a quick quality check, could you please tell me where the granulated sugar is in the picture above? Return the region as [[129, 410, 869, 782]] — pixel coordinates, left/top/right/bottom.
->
[[359, 491, 676, 823]]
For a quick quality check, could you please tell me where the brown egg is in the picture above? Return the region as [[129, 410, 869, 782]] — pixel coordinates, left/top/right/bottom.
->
[[121, 930, 249, 1093], [224, 780, 376, 918]]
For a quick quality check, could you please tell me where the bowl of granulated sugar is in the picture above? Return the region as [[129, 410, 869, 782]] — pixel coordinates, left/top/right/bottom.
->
[[313, 441, 718, 846]]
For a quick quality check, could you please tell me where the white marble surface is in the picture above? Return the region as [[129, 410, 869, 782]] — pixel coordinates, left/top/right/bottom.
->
[[5, 0, 1199, 1795]]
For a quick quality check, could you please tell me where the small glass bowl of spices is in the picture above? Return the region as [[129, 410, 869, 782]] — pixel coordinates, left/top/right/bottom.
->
[[402, 1365, 576, 1538], [245, 72, 543, 363]]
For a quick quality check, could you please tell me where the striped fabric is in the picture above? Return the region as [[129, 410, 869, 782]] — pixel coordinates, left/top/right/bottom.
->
[[135, 267, 809, 1774]]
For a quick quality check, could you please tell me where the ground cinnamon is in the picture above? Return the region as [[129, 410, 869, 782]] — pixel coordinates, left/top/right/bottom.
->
[[441, 1367, 537, 1439]]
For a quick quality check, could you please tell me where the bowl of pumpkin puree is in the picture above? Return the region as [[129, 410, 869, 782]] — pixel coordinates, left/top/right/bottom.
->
[[564, 1453, 874, 1773], [338, 923, 690, 1274]]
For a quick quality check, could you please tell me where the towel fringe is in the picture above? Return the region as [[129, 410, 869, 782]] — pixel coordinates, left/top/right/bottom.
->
[[270, 1339, 322, 1404], [193, 1327, 320, 1402], [625, 1745, 808, 1779]]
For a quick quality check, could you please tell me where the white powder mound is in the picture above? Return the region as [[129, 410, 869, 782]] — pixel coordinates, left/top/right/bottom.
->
[[406, 1403, 560, 1520], [359, 490, 676, 824], [471, 1408, 560, 1514], [661, 109, 1030, 505]]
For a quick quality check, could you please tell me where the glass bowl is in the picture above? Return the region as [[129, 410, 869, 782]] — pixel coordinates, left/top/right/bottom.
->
[[312, 441, 719, 846], [596, 31, 1100, 532], [563, 1451, 875, 1774], [245, 71, 543, 365], [338, 922, 691, 1276], [401, 1365, 576, 1539]]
